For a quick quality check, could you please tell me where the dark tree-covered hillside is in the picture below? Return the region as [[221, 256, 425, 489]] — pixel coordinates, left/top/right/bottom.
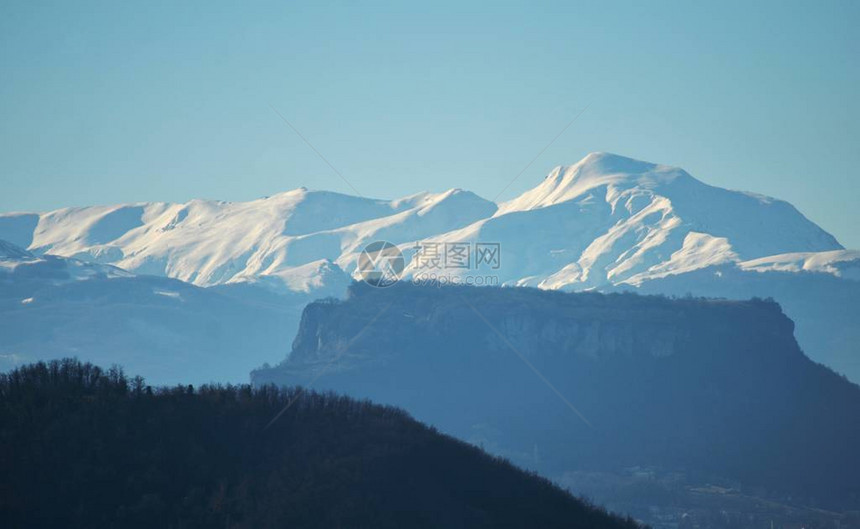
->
[[0, 359, 639, 529]]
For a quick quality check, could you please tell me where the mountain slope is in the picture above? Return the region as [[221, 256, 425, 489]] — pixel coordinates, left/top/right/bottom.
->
[[412, 152, 841, 288], [626, 262, 860, 382], [253, 283, 860, 523], [0, 238, 131, 285], [0, 239, 304, 385], [0, 359, 638, 529], [0, 188, 495, 295], [1, 153, 843, 294]]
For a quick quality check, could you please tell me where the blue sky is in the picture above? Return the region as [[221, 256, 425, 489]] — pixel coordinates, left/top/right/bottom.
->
[[2, 0, 858, 247]]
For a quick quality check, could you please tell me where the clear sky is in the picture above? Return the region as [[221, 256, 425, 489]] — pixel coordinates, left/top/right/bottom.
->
[[2, 0, 858, 247]]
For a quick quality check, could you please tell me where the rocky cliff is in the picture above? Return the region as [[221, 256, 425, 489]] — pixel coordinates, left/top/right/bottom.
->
[[253, 283, 860, 513]]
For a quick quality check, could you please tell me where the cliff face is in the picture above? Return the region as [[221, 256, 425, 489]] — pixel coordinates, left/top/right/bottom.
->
[[276, 283, 799, 375], [253, 283, 859, 509]]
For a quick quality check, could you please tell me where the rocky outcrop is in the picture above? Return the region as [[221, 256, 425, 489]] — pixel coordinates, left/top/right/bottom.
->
[[253, 283, 860, 511], [270, 283, 797, 369]]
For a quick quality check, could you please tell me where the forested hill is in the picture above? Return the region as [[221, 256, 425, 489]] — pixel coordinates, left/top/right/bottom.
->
[[0, 359, 639, 529]]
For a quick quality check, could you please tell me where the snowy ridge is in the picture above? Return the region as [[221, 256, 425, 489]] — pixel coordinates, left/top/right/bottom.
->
[[0, 152, 850, 297], [740, 250, 860, 281], [403, 152, 844, 289], [0, 188, 496, 294], [0, 238, 131, 282]]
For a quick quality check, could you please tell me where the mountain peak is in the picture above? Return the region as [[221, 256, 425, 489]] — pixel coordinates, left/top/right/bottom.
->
[[560, 152, 687, 190], [500, 152, 687, 215], [575, 151, 660, 174]]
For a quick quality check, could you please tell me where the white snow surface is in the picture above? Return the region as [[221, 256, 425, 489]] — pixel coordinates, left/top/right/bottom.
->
[[0, 153, 849, 296], [0, 239, 131, 282], [740, 250, 860, 281], [404, 153, 844, 288]]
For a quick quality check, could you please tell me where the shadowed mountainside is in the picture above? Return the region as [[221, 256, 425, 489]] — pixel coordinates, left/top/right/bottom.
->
[[253, 283, 860, 513], [0, 359, 639, 529]]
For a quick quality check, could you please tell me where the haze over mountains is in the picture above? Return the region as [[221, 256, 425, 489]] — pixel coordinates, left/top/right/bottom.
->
[[0, 241, 303, 384], [1, 358, 639, 529], [1, 153, 858, 382], [253, 283, 860, 526]]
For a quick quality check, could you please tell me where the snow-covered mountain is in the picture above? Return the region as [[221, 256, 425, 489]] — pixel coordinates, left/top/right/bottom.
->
[[1, 152, 857, 382], [0, 238, 132, 284], [1, 153, 846, 294], [408, 152, 845, 288], [0, 187, 495, 294]]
